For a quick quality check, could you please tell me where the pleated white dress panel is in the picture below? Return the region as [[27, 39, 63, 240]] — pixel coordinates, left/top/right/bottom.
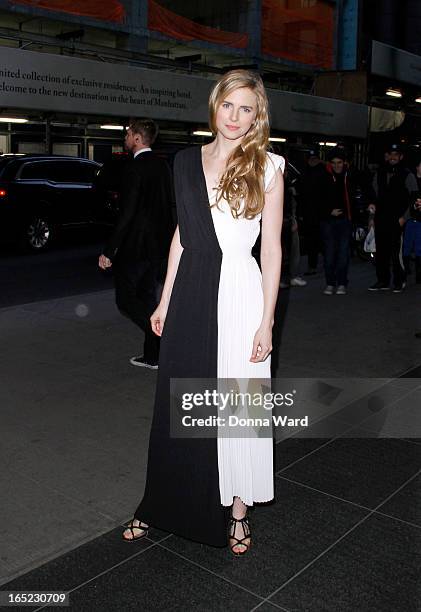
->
[[209, 152, 285, 506]]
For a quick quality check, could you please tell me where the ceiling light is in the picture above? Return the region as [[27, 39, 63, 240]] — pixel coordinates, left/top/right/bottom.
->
[[0, 117, 28, 123], [193, 130, 213, 136], [270, 137, 286, 142], [100, 124, 125, 130], [415, 97, 421, 104], [386, 88, 402, 98], [325, 142, 338, 147]]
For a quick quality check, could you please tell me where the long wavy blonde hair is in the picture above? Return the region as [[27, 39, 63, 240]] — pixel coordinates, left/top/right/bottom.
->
[[208, 69, 270, 219]]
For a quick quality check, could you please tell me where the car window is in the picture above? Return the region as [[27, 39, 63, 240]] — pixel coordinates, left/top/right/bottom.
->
[[18, 159, 99, 182], [0, 158, 12, 177], [1, 159, 28, 180], [49, 161, 91, 183], [20, 161, 55, 180]]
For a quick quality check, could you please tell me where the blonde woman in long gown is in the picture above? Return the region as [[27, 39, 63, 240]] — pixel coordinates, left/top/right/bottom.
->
[[123, 69, 284, 556]]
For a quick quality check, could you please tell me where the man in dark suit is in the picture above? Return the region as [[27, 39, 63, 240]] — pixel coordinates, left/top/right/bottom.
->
[[368, 143, 417, 293], [98, 118, 174, 368], [299, 146, 326, 275]]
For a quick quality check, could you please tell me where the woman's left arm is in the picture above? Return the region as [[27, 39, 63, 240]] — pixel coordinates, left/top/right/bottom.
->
[[250, 166, 284, 362]]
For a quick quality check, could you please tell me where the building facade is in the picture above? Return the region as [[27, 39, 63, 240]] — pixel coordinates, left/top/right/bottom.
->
[[1, 1, 415, 165]]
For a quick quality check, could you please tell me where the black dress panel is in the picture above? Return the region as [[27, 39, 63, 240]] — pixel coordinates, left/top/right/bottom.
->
[[134, 146, 229, 547]]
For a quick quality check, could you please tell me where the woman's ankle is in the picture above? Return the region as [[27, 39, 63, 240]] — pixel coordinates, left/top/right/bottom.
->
[[231, 497, 247, 520]]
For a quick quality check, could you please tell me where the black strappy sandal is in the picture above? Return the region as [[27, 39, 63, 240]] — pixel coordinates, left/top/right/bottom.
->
[[122, 518, 149, 542], [228, 515, 251, 556]]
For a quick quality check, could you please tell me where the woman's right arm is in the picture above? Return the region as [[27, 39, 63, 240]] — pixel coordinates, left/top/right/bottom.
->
[[151, 225, 183, 336], [161, 224, 183, 307]]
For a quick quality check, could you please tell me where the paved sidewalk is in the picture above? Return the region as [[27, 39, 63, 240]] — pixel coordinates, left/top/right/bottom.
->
[[0, 259, 420, 610], [0, 288, 155, 584]]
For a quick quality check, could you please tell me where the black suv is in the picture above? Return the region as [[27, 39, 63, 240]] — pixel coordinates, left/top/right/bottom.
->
[[0, 155, 102, 251]]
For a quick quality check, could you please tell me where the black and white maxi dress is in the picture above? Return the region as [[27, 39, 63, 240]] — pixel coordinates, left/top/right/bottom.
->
[[134, 145, 285, 547]]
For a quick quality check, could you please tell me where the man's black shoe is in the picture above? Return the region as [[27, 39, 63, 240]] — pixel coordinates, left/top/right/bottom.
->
[[392, 283, 406, 293], [368, 282, 390, 291], [130, 356, 158, 369]]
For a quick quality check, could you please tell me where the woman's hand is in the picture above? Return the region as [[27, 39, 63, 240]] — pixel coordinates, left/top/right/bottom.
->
[[98, 254, 112, 269], [331, 208, 344, 217], [150, 302, 169, 337], [250, 325, 273, 362]]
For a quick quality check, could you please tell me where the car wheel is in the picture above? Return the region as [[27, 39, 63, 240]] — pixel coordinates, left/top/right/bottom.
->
[[25, 216, 52, 251]]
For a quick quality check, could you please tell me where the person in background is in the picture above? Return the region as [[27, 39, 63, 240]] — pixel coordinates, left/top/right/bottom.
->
[[368, 144, 418, 293], [98, 119, 175, 368], [298, 146, 326, 275], [280, 164, 306, 288], [318, 148, 353, 295], [403, 155, 421, 284]]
